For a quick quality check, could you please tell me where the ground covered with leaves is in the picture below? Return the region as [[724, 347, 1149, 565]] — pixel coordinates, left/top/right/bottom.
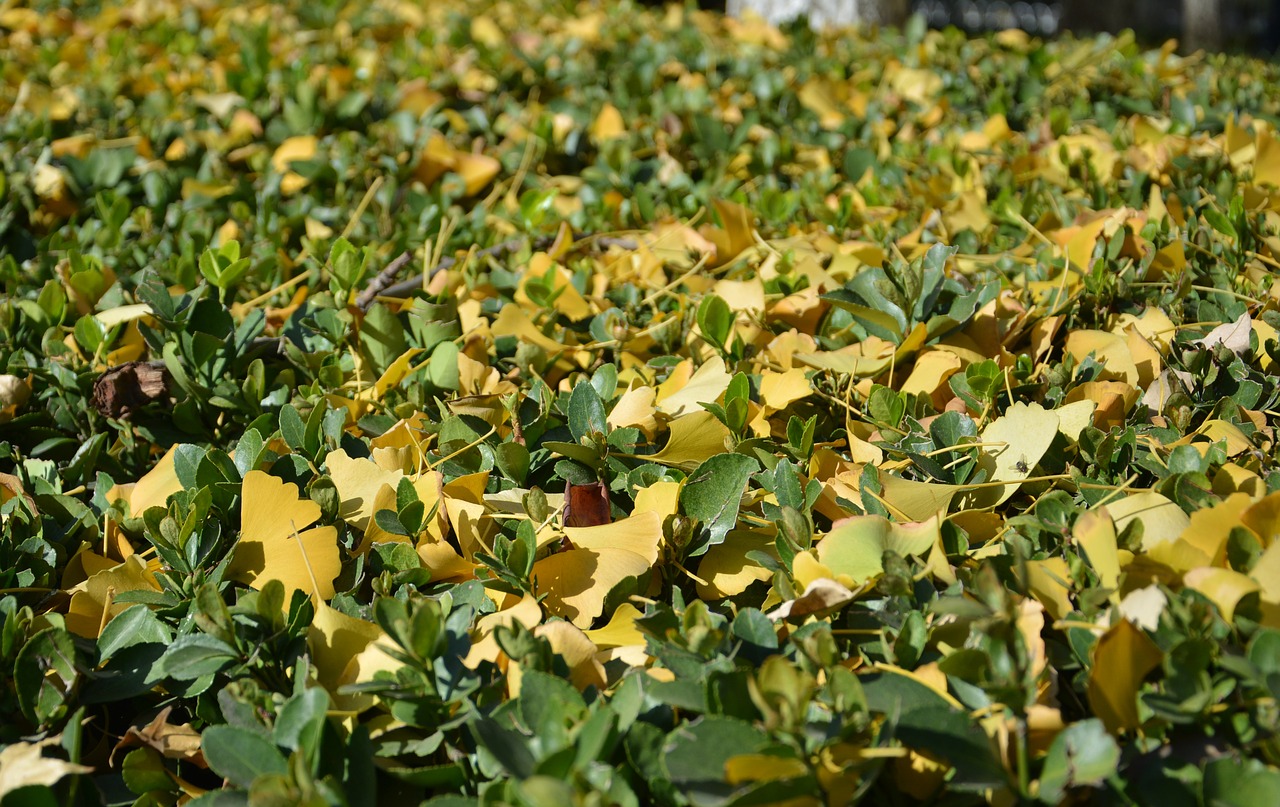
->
[[3, 0, 1280, 804]]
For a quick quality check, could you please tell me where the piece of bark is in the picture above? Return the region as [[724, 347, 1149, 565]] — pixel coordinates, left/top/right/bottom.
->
[[92, 361, 170, 419]]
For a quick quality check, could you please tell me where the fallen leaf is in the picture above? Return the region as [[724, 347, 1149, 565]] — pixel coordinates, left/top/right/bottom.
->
[[227, 471, 341, 601], [1087, 618, 1163, 734]]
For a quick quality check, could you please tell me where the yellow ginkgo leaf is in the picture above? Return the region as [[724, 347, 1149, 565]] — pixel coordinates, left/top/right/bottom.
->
[[563, 511, 663, 565], [115, 444, 184, 518], [307, 602, 399, 715], [0, 737, 92, 799], [607, 385, 658, 438], [758, 367, 811, 412], [1074, 508, 1121, 596], [582, 602, 647, 650], [1064, 330, 1141, 386], [465, 592, 543, 668], [1184, 567, 1259, 623], [1242, 490, 1280, 546], [1108, 492, 1190, 550], [1087, 618, 1164, 734], [65, 554, 160, 638], [656, 356, 731, 417], [532, 548, 652, 628], [815, 515, 939, 588], [724, 754, 810, 785], [696, 530, 776, 599], [1024, 557, 1074, 621], [640, 410, 732, 471], [535, 620, 606, 691], [590, 102, 626, 145], [490, 304, 572, 353], [271, 135, 317, 171], [228, 471, 340, 602], [970, 402, 1059, 508], [271, 135, 318, 195], [326, 449, 404, 531], [1148, 493, 1252, 573], [879, 474, 961, 523]]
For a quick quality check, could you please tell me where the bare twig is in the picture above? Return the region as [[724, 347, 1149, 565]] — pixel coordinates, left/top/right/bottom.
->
[[357, 232, 640, 310], [354, 250, 419, 310]]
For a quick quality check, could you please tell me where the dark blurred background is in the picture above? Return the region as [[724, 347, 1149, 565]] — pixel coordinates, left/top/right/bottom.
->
[[720, 0, 1280, 53], [919, 0, 1277, 50]]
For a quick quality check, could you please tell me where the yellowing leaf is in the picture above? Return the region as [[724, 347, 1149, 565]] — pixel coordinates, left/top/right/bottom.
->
[[535, 620, 606, 690], [491, 303, 572, 353], [0, 737, 92, 798], [1064, 330, 1140, 386], [271, 135, 318, 195], [607, 385, 659, 437], [816, 515, 939, 588], [768, 577, 856, 621], [414, 133, 500, 196], [1025, 557, 1073, 621], [532, 547, 651, 628], [1075, 509, 1121, 596], [879, 475, 960, 522], [758, 367, 811, 412], [641, 410, 732, 471], [417, 538, 476, 583], [633, 480, 681, 520], [1117, 584, 1167, 631], [656, 356, 732, 416], [65, 554, 160, 638], [466, 593, 543, 668], [1087, 618, 1164, 734], [121, 444, 185, 518], [970, 402, 1059, 507], [1242, 491, 1280, 546], [590, 103, 626, 144], [583, 602, 647, 650], [565, 511, 663, 565], [696, 530, 775, 599], [1107, 492, 1190, 550], [1148, 493, 1251, 573], [724, 754, 810, 785], [1055, 400, 1097, 442], [307, 602, 398, 713], [326, 449, 404, 531], [227, 471, 341, 601], [1184, 567, 1258, 623]]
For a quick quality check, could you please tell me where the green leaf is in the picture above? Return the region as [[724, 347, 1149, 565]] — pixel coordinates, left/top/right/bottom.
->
[[1037, 719, 1119, 803], [98, 605, 172, 661], [1203, 758, 1280, 807], [15, 628, 79, 726], [662, 716, 769, 784], [122, 747, 173, 795], [680, 453, 758, 554], [731, 609, 778, 648], [568, 381, 608, 443], [150, 634, 239, 681], [273, 687, 330, 754], [697, 294, 733, 352], [360, 303, 407, 376], [1202, 208, 1238, 240], [202, 725, 288, 789], [427, 339, 460, 391]]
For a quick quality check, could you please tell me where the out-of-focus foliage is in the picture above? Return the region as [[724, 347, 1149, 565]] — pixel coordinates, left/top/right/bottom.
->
[[3, 0, 1280, 804]]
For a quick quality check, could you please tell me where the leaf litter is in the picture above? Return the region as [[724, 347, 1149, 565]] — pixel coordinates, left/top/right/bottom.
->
[[1, 0, 1280, 804]]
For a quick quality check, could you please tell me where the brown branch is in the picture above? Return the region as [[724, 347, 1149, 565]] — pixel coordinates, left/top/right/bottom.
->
[[352, 232, 644, 311], [354, 250, 417, 310], [368, 238, 527, 306]]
